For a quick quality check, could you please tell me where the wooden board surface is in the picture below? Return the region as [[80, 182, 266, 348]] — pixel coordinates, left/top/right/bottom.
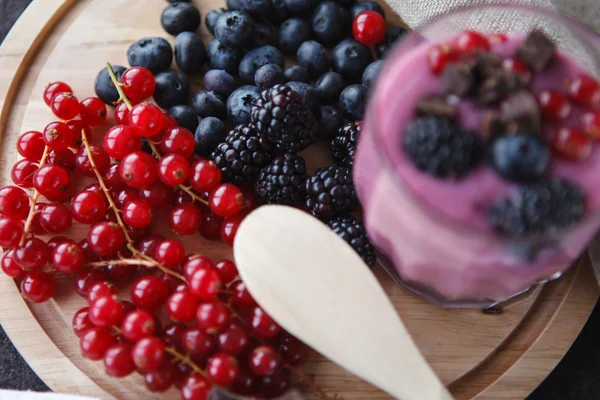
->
[[0, 1, 598, 399]]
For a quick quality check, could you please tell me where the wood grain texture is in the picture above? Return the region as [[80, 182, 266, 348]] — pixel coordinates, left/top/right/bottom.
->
[[0, 1, 597, 399]]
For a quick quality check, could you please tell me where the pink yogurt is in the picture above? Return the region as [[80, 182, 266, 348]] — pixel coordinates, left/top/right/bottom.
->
[[354, 35, 600, 305]]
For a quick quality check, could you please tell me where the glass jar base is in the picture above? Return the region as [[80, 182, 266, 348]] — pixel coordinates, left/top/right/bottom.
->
[[376, 251, 533, 309]]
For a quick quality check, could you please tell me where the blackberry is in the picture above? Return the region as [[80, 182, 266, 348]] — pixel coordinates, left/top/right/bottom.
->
[[211, 124, 274, 184], [254, 154, 307, 205], [403, 116, 482, 178], [489, 179, 586, 236], [332, 121, 361, 167], [305, 166, 357, 218], [250, 84, 317, 153], [328, 216, 376, 268]]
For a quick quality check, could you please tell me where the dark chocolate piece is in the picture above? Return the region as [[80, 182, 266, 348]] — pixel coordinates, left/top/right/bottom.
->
[[477, 71, 525, 105], [474, 51, 502, 79], [517, 30, 555, 72], [442, 62, 475, 97], [481, 110, 505, 140], [416, 94, 458, 119], [500, 91, 541, 134]]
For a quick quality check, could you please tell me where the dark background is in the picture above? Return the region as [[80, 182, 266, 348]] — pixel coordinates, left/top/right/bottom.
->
[[2, 0, 600, 398]]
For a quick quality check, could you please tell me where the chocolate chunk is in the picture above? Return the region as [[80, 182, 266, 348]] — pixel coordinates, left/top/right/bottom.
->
[[442, 62, 475, 97], [416, 94, 458, 119], [474, 51, 502, 79], [517, 30, 555, 71], [481, 111, 505, 140], [500, 91, 541, 134], [477, 71, 525, 105]]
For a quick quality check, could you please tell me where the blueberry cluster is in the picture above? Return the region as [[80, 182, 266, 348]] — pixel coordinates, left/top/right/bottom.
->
[[93, 0, 395, 267]]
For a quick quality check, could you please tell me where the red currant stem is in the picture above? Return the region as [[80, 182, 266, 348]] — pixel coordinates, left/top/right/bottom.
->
[[85, 259, 156, 269], [80, 129, 134, 245], [19, 145, 50, 246], [105, 62, 132, 110], [128, 247, 187, 282], [164, 347, 212, 380]]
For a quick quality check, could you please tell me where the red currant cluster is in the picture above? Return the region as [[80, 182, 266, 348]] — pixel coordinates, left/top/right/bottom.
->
[[0, 64, 327, 399]]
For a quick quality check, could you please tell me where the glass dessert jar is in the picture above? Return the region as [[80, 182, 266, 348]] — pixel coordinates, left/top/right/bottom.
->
[[354, 3, 600, 307]]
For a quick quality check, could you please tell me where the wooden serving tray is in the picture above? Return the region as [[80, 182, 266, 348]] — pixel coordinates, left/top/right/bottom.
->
[[0, 1, 598, 399]]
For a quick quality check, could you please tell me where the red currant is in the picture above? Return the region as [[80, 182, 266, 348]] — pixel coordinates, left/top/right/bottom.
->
[[114, 102, 130, 125], [182, 327, 217, 360], [21, 271, 56, 303], [538, 89, 571, 121], [170, 204, 203, 235], [131, 276, 169, 311], [103, 125, 142, 160], [352, 11, 386, 46], [489, 33, 508, 44], [136, 234, 165, 258], [189, 268, 221, 301], [47, 149, 76, 171], [52, 241, 85, 274], [196, 301, 230, 334], [502, 58, 531, 83], [129, 103, 164, 137], [72, 307, 93, 338], [120, 151, 158, 189], [47, 236, 68, 252], [207, 353, 239, 386], [551, 127, 592, 161], [455, 30, 490, 54], [43, 121, 74, 151], [232, 368, 257, 396], [74, 268, 107, 297], [123, 199, 153, 229], [167, 290, 199, 322], [584, 110, 600, 139], [33, 164, 69, 200], [183, 256, 215, 280], [11, 159, 38, 188], [89, 296, 124, 328], [14, 237, 50, 270], [158, 154, 190, 186], [258, 369, 291, 398], [279, 332, 310, 365], [87, 282, 116, 304], [162, 322, 186, 351], [221, 211, 248, 246], [249, 307, 281, 339], [0, 186, 29, 220], [104, 343, 135, 377], [181, 374, 212, 400], [231, 280, 257, 309], [79, 97, 107, 126], [39, 202, 72, 233], [105, 263, 137, 282], [200, 209, 224, 241], [17, 131, 45, 161], [121, 67, 156, 103], [132, 337, 165, 373], [51, 92, 80, 120], [566, 74, 600, 106], [0, 217, 24, 248], [1, 250, 24, 278], [66, 119, 92, 147], [161, 127, 195, 157], [43, 81, 72, 106], [71, 190, 107, 224], [80, 327, 115, 360], [215, 259, 238, 285], [218, 323, 249, 354], [121, 310, 157, 342], [427, 44, 460, 75], [250, 345, 280, 376], [155, 239, 185, 268], [75, 144, 110, 176], [87, 222, 125, 257], [209, 184, 243, 218], [138, 181, 173, 209], [144, 363, 175, 393], [190, 160, 222, 193], [113, 187, 138, 208]]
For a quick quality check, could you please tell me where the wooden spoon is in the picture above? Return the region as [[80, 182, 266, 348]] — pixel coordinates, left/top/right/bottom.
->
[[234, 205, 454, 400]]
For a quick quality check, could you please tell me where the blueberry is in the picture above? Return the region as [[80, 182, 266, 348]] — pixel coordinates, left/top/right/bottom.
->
[[167, 0, 190, 3], [316, 105, 344, 138], [127, 37, 173, 75], [311, 1, 351, 46], [314, 71, 344, 104], [249, 19, 274, 48], [284, 0, 319, 16], [168, 105, 199, 132], [174, 32, 207, 74], [255, 64, 285, 89], [332, 38, 373, 82], [297, 40, 330, 79], [192, 91, 227, 118], [207, 39, 242, 74], [227, 0, 243, 10], [351, 1, 385, 18], [490, 134, 549, 183], [287, 81, 319, 111], [215, 11, 253, 48], [153, 71, 190, 109], [333, 0, 356, 8], [227, 85, 260, 125], [195, 117, 227, 157], [339, 84, 367, 120], [206, 8, 226, 35], [239, 45, 284, 83], [284, 65, 311, 83], [278, 18, 312, 55], [375, 26, 406, 58], [362, 60, 383, 88], [94, 65, 126, 106], [269, 0, 288, 24], [240, 0, 271, 15], [204, 70, 237, 98], [161, 3, 201, 36]]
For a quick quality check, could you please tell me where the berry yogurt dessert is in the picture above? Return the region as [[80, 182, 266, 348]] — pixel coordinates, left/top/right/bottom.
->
[[355, 17, 600, 306]]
